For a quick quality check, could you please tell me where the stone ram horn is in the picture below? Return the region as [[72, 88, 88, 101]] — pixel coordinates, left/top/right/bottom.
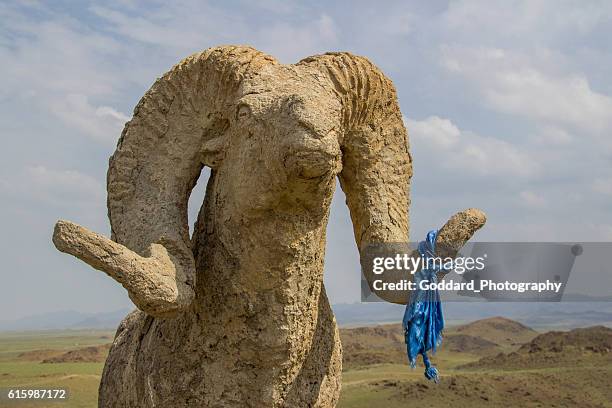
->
[[300, 53, 487, 304], [53, 46, 276, 317]]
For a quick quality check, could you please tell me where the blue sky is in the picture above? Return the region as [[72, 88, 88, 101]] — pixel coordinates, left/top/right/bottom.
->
[[1, 0, 611, 320]]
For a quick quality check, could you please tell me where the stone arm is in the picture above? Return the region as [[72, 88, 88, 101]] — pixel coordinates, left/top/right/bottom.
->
[[435, 208, 487, 280], [53, 220, 195, 318]]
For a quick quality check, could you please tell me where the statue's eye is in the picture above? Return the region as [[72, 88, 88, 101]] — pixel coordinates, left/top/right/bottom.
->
[[236, 104, 252, 121], [288, 99, 305, 116]]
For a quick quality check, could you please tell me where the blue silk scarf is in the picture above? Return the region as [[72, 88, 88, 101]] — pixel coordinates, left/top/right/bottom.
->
[[402, 230, 444, 383]]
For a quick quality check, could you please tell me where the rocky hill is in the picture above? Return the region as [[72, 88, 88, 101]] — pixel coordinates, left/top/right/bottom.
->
[[460, 326, 612, 370], [454, 316, 537, 346], [340, 324, 406, 368], [41, 344, 111, 363], [339, 317, 536, 369]]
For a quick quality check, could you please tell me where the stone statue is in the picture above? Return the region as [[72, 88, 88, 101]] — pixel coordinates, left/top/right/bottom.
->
[[52, 46, 486, 407]]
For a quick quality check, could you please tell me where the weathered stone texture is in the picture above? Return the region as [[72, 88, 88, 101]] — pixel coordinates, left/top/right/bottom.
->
[[53, 46, 485, 407]]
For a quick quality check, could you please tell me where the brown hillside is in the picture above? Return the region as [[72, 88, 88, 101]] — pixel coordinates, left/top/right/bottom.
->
[[443, 334, 498, 353], [460, 326, 612, 370], [340, 324, 406, 368], [376, 366, 612, 408], [42, 344, 111, 363], [455, 316, 537, 346], [520, 325, 612, 353], [339, 318, 510, 369], [17, 349, 65, 362]]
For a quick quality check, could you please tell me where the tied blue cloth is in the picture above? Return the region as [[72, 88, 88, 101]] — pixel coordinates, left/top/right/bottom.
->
[[402, 230, 444, 383]]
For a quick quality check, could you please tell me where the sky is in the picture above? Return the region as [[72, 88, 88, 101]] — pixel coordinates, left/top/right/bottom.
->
[[1, 0, 611, 321]]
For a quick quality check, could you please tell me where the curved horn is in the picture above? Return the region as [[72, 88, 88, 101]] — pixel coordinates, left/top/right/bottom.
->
[[300, 53, 412, 251], [300, 53, 486, 304], [53, 46, 277, 317]]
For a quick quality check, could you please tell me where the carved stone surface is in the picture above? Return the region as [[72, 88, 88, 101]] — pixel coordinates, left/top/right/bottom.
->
[[52, 46, 485, 407]]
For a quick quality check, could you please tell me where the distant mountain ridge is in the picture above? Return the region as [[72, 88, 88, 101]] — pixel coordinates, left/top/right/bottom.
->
[[0, 308, 132, 331], [2, 301, 612, 332], [331, 301, 612, 329]]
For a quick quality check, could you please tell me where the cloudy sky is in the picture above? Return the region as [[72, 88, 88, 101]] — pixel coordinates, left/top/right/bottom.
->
[[1, 0, 611, 321]]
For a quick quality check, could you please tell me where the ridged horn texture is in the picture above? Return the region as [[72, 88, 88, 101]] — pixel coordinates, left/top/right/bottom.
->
[[300, 54, 487, 304], [53, 46, 277, 317], [300, 53, 412, 252]]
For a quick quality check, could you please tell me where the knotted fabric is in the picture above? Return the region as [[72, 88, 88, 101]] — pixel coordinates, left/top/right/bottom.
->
[[402, 230, 444, 383]]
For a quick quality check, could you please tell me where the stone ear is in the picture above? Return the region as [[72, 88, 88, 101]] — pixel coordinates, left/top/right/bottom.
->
[[200, 117, 230, 169]]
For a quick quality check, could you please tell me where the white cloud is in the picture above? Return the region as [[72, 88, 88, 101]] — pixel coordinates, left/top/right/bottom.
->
[[582, 222, 612, 241], [407, 116, 538, 178], [0, 3, 133, 145], [486, 220, 612, 241], [592, 178, 612, 195], [0, 165, 105, 208], [90, 4, 223, 52], [443, 0, 612, 39], [91, 3, 338, 63], [519, 190, 546, 208], [407, 116, 459, 149], [253, 13, 339, 62], [600, 225, 612, 240], [379, 11, 414, 36], [49, 94, 129, 144], [26, 165, 105, 204], [0, 19, 123, 98], [441, 46, 612, 135], [535, 126, 573, 145]]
